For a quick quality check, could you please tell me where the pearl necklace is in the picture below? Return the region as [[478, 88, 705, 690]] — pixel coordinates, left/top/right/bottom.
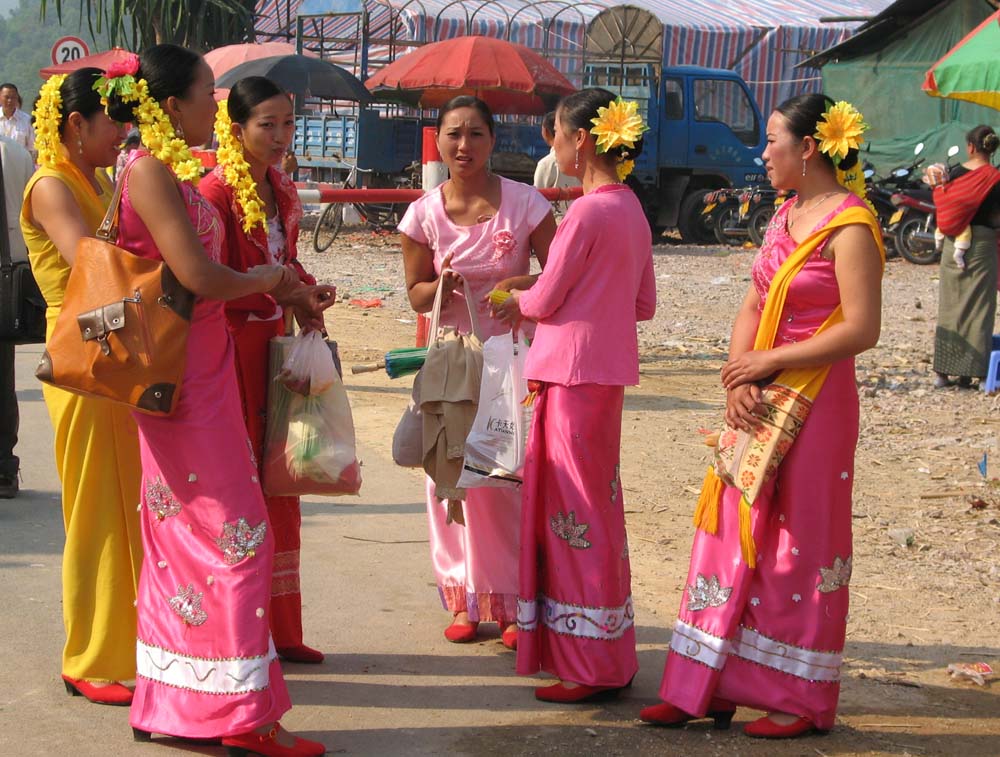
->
[[788, 191, 840, 227]]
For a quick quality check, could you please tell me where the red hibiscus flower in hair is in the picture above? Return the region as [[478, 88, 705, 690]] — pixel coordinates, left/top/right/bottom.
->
[[492, 229, 516, 259], [105, 53, 141, 80]]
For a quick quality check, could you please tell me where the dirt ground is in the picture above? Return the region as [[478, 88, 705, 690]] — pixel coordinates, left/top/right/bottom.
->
[[299, 221, 1000, 757]]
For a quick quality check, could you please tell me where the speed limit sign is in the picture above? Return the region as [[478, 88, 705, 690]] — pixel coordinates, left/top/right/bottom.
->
[[51, 36, 90, 66]]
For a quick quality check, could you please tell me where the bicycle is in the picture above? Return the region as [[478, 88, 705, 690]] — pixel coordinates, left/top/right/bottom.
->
[[311, 163, 415, 253]]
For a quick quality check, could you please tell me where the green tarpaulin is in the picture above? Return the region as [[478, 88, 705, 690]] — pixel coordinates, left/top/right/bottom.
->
[[821, 0, 998, 172]]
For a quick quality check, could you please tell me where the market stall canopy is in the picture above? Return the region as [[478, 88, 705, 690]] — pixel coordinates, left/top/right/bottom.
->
[[364, 35, 575, 114], [39, 47, 134, 79], [204, 42, 318, 80], [923, 9, 1000, 111], [216, 55, 372, 102]]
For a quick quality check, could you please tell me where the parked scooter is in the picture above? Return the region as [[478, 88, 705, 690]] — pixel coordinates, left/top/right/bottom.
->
[[887, 144, 960, 265]]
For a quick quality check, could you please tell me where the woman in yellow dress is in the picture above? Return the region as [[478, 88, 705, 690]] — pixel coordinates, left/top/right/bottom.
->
[[20, 67, 142, 705]]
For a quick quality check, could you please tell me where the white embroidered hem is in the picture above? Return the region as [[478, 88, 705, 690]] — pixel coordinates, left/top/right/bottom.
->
[[136, 638, 277, 694], [669, 619, 732, 670], [733, 627, 842, 682], [518, 595, 634, 640]]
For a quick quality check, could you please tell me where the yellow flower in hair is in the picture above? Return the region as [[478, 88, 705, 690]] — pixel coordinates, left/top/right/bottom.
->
[[34, 74, 68, 168], [213, 100, 267, 234], [814, 101, 867, 166], [590, 97, 648, 155], [616, 159, 635, 182]]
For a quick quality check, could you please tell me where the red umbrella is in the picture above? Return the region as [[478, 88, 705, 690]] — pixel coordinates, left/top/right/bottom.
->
[[39, 47, 135, 79], [204, 42, 318, 80], [365, 35, 575, 114]]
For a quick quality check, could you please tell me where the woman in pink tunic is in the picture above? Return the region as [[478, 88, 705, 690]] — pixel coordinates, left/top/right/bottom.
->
[[104, 45, 328, 756], [640, 94, 884, 738], [398, 96, 555, 648], [494, 88, 656, 703]]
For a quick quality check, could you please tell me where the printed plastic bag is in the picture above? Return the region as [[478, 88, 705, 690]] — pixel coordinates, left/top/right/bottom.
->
[[262, 331, 361, 496], [457, 331, 529, 489]]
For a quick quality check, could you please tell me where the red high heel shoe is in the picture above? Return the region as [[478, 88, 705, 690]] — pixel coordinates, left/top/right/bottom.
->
[[639, 698, 736, 730], [276, 644, 325, 664], [221, 724, 326, 756], [534, 680, 627, 704], [501, 624, 518, 650], [61, 675, 133, 706], [444, 619, 479, 643], [744, 714, 818, 739]]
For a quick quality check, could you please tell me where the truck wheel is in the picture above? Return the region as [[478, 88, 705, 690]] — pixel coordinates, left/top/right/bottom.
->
[[747, 203, 774, 246], [313, 203, 344, 253], [896, 213, 939, 265], [678, 189, 719, 244]]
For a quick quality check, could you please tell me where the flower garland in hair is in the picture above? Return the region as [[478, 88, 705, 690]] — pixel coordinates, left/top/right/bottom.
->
[[590, 97, 648, 180], [34, 74, 68, 168], [814, 101, 867, 167], [214, 100, 266, 234], [94, 52, 202, 184]]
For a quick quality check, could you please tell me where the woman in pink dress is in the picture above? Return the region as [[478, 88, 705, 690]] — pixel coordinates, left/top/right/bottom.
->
[[103, 45, 329, 756], [640, 94, 884, 738], [493, 88, 656, 703], [398, 96, 556, 648]]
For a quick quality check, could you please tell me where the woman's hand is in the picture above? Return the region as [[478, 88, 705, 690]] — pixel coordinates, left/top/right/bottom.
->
[[492, 289, 524, 327], [284, 284, 337, 331], [720, 349, 779, 390], [725, 383, 766, 432], [438, 253, 463, 306]]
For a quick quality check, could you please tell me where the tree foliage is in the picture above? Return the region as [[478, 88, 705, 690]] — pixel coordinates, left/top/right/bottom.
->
[[39, 0, 257, 52]]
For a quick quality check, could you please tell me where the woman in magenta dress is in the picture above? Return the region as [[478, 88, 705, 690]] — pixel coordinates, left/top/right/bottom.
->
[[493, 88, 656, 702], [640, 94, 884, 738], [200, 76, 334, 665], [398, 96, 555, 648], [103, 45, 328, 756]]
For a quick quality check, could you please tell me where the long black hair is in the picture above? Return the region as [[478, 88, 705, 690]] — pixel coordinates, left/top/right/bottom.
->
[[774, 93, 860, 171], [556, 87, 645, 162], [105, 44, 203, 123], [54, 67, 104, 136], [227, 76, 290, 125], [435, 95, 495, 135]]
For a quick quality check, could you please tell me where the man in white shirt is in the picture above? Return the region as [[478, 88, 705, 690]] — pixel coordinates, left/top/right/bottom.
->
[[533, 111, 579, 216], [0, 135, 35, 498], [0, 83, 35, 160]]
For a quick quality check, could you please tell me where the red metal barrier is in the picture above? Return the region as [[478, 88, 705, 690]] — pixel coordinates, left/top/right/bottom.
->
[[295, 183, 583, 204]]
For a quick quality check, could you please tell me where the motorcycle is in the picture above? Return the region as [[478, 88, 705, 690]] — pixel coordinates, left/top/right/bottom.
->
[[887, 145, 961, 265]]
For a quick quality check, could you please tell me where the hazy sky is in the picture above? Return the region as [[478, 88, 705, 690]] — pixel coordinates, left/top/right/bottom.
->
[[0, 0, 19, 16]]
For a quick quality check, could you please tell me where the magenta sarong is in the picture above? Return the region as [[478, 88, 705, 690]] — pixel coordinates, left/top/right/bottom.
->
[[516, 382, 638, 688], [117, 155, 291, 738], [656, 197, 862, 730]]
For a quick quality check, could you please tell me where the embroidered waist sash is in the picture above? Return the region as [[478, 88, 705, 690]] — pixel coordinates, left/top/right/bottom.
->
[[694, 205, 884, 567]]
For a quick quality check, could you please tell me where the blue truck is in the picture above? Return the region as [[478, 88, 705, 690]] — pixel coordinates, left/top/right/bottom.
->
[[293, 6, 766, 242]]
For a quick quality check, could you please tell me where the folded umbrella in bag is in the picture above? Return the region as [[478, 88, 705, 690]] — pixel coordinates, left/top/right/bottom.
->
[[457, 330, 529, 489], [262, 330, 361, 496]]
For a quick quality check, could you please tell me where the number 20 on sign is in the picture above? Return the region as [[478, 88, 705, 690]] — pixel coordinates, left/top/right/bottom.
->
[[51, 36, 89, 66]]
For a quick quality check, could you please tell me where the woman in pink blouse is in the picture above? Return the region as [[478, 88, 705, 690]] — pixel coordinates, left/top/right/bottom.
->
[[398, 96, 556, 648], [493, 88, 656, 702]]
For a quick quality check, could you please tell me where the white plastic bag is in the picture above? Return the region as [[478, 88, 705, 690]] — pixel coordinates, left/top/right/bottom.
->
[[262, 331, 361, 496], [276, 330, 337, 396], [457, 331, 529, 489]]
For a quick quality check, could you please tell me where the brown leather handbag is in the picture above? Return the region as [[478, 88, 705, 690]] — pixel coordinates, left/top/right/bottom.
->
[[35, 169, 195, 415]]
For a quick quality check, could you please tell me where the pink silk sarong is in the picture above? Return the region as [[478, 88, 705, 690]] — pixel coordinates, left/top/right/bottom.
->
[[657, 197, 863, 729], [517, 382, 638, 687], [117, 154, 290, 738]]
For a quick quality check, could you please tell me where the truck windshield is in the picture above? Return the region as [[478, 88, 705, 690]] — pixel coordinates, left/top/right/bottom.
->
[[692, 79, 758, 146]]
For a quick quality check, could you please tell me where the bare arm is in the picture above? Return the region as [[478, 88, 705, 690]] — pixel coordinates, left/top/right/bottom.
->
[[529, 211, 556, 268], [26, 177, 92, 265], [126, 156, 291, 300], [401, 233, 461, 313], [721, 224, 882, 388], [723, 284, 765, 430]]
